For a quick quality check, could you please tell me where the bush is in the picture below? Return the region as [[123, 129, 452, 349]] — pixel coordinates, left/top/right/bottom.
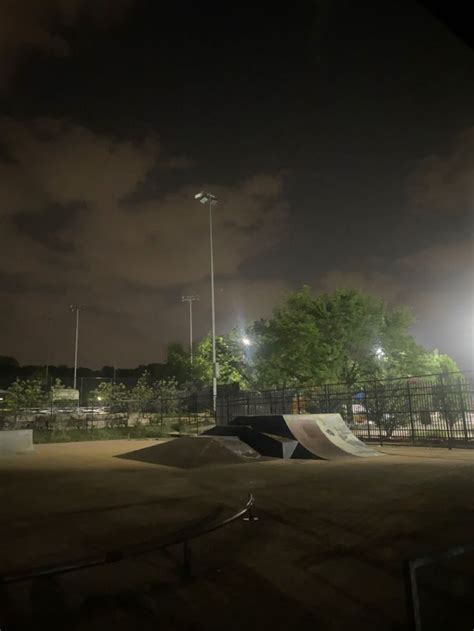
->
[[33, 425, 167, 444]]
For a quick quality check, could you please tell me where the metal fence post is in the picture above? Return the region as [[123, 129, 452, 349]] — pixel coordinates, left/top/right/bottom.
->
[[296, 390, 301, 414], [457, 377, 469, 443], [407, 381, 416, 445], [374, 380, 382, 445], [282, 387, 286, 414], [49, 392, 53, 429], [324, 384, 330, 413], [363, 385, 371, 441], [439, 374, 452, 450]]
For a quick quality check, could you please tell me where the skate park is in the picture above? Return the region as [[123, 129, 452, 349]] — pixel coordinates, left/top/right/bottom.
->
[[1, 414, 473, 631]]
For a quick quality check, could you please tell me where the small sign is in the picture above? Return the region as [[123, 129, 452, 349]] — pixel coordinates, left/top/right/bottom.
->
[[52, 388, 80, 401]]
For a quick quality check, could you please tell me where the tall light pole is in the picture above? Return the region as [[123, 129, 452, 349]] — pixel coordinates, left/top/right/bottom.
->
[[181, 295, 199, 363], [70, 305, 80, 390], [40, 314, 53, 386], [194, 190, 218, 415]]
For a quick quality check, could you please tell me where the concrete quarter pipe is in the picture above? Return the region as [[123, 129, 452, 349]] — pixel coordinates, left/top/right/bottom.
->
[[209, 414, 382, 460]]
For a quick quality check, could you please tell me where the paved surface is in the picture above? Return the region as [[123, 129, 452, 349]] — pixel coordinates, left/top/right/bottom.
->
[[1, 439, 473, 630]]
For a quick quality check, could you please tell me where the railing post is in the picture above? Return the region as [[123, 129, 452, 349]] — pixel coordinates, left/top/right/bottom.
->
[[49, 391, 53, 431], [439, 374, 452, 450], [296, 390, 301, 414], [403, 560, 421, 631], [407, 381, 416, 445], [374, 380, 382, 446], [457, 377, 469, 443], [325, 384, 330, 413], [363, 385, 371, 441]]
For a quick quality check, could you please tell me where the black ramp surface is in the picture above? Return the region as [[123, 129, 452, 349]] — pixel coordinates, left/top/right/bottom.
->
[[231, 416, 293, 437], [204, 425, 299, 458], [116, 436, 261, 468]]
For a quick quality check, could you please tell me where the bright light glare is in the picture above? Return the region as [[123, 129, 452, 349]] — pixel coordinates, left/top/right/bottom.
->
[[97, 396, 102, 401], [375, 347, 385, 358], [242, 336, 252, 347]]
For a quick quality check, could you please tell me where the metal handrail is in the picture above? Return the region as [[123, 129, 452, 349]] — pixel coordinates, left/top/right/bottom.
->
[[1, 493, 256, 584], [404, 540, 474, 630]]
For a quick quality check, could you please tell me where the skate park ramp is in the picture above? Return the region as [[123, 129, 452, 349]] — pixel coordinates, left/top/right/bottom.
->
[[0, 430, 34, 455], [204, 424, 299, 459], [226, 414, 382, 460], [116, 436, 262, 468]]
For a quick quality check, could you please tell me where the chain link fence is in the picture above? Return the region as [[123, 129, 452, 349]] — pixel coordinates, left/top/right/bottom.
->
[[0, 390, 215, 441]]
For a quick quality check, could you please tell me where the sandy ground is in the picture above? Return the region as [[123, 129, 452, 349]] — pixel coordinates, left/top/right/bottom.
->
[[1, 439, 474, 630]]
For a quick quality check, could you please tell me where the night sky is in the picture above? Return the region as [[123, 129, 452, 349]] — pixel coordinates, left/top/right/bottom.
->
[[1, 0, 473, 371]]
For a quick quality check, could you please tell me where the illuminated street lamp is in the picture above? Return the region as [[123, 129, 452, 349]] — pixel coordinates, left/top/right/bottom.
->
[[241, 336, 252, 347], [194, 190, 218, 415], [181, 295, 199, 363]]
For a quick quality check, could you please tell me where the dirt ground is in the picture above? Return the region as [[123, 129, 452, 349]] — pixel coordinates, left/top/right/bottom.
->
[[1, 439, 473, 630]]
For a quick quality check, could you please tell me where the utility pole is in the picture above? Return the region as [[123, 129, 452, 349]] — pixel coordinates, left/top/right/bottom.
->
[[181, 295, 199, 363]]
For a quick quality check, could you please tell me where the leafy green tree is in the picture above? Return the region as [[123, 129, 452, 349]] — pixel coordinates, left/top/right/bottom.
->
[[416, 350, 459, 375], [362, 381, 410, 438], [193, 331, 251, 388], [5, 378, 46, 420], [429, 372, 467, 430], [154, 377, 179, 415], [252, 287, 458, 389], [131, 370, 155, 417], [254, 287, 340, 388], [89, 381, 127, 408], [164, 343, 191, 384]]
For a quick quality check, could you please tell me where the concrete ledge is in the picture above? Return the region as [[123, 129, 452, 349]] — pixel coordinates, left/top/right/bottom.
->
[[0, 430, 34, 455]]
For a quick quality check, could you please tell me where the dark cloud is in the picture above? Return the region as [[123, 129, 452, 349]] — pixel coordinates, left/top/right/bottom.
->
[[0, 116, 289, 365], [410, 127, 474, 216], [0, 0, 133, 89], [0, 2, 472, 372]]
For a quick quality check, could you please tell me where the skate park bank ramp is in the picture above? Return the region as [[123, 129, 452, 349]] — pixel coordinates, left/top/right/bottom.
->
[[116, 436, 262, 468], [206, 414, 382, 460], [0, 430, 34, 455]]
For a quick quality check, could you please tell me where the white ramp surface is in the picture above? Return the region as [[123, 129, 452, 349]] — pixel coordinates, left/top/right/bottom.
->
[[0, 430, 34, 455], [284, 414, 382, 459]]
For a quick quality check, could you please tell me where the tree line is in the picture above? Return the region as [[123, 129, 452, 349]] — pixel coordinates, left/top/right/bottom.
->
[[1, 287, 460, 397]]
